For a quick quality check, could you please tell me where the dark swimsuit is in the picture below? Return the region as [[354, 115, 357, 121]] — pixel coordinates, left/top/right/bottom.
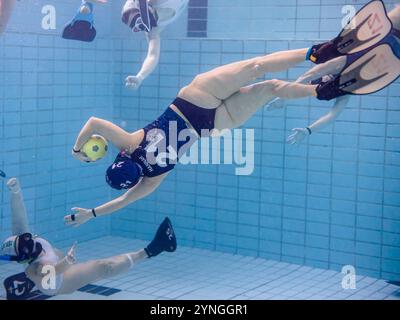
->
[[172, 97, 216, 137], [130, 106, 197, 177], [131, 98, 217, 178]]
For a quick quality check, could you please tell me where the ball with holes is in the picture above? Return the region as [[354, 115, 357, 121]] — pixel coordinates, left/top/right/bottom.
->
[[82, 135, 108, 162]]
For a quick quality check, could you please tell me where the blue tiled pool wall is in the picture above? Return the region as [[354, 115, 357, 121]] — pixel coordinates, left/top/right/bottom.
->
[[207, 0, 399, 40], [0, 0, 399, 280], [111, 0, 400, 281], [0, 0, 116, 247], [111, 37, 400, 281]]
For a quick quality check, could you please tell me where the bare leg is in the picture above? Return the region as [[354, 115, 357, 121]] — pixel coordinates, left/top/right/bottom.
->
[[58, 250, 147, 295], [215, 80, 317, 130], [388, 6, 400, 30], [0, 0, 16, 35], [178, 48, 309, 109], [7, 178, 30, 236]]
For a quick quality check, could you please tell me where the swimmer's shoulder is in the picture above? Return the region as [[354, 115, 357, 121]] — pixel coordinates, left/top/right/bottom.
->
[[127, 129, 145, 154]]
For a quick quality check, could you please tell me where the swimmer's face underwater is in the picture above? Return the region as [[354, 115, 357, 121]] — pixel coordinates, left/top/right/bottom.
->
[[105, 152, 143, 190], [0, 233, 43, 264]]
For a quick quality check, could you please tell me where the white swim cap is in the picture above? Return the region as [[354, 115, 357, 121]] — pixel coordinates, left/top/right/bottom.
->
[[0, 233, 43, 263], [0, 236, 18, 257]]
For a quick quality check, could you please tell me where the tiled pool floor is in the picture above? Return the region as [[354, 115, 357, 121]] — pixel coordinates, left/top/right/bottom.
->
[[1, 236, 399, 300]]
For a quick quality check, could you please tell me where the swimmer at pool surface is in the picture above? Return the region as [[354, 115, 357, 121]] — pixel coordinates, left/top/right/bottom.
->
[[63, 0, 188, 86], [0, 178, 177, 299], [122, 0, 189, 90]]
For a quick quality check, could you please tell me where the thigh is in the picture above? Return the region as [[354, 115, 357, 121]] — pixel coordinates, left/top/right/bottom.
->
[[178, 83, 222, 109], [178, 56, 262, 108], [57, 260, 103, 295], [191, 58, 260, 100], [214, 80, 276, 130]]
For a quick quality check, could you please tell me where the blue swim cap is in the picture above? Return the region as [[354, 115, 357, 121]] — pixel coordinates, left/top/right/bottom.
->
[[106, 152, 143, 190]]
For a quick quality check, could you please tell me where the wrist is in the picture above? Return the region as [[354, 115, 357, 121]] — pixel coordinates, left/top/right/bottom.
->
[[65, 255, 75, 265], [306, 127, 312, 135], [91, 208, 97, 218], [83, 209, 94, 220], [73, 146, 80, 153]]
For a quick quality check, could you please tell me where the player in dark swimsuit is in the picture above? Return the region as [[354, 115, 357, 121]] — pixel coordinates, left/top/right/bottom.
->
[[64, 2, 400, 227]]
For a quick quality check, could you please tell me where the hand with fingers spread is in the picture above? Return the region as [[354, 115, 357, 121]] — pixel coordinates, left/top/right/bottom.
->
[[66, 242, 78, 265], [64, 207, 93, 228], [125, 75, 144, 90], [287, 127, 311, 145]]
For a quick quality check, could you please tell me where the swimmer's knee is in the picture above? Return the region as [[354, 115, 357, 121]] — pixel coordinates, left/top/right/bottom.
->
[[264, 79, 284, 91], [98, 260, 117, 278]]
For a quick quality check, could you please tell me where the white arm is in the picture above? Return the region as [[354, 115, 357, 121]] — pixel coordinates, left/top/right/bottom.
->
[[64, 174, 167, 227], [309, 96, 349, 132], [287, 96, 349, 145], [95, 175, 165, 216], [125, 30, 161, 90], [72, 117, 143, 162]]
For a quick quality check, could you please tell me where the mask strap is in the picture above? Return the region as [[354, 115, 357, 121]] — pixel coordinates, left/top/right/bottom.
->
[[0, 255, 15, 261]]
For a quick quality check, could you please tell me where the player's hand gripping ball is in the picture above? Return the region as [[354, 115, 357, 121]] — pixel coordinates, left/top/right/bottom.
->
[[82, 135, 108, 162]]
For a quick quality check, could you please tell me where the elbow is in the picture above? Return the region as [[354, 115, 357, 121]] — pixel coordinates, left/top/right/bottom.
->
[[88, 116, 99, 129], [88, 116, 98, 123], [149, 50, 160, 63]]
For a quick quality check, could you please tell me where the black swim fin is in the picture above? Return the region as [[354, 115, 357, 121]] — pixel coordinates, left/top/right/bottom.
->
[[4, 272, 36, 300], [145, 217, 177, 258], [309, 0, 392, 64], [62, 1, 96, 42], [317, 43, 400, 100]]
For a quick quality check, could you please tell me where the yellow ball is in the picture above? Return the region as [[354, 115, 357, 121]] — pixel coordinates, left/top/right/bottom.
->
[[82, 135, 108, 162]]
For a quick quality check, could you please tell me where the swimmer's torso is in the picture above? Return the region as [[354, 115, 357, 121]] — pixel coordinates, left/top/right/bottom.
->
[[25, 238, 63, 296], [130, 106, 197, 177]]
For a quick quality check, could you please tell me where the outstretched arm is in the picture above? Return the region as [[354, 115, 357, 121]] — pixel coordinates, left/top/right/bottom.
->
[[53, 243, 77, 274], [0, 0, 16, 35], [7, 178, 30, 236], [125, 29, 161, 90], [72, 117, 143, 161], [64, 173, 168, 227], [287, 96, 349, 145]]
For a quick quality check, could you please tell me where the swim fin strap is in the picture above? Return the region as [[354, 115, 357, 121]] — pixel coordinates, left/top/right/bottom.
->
[[316, 43, 400, 100]]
